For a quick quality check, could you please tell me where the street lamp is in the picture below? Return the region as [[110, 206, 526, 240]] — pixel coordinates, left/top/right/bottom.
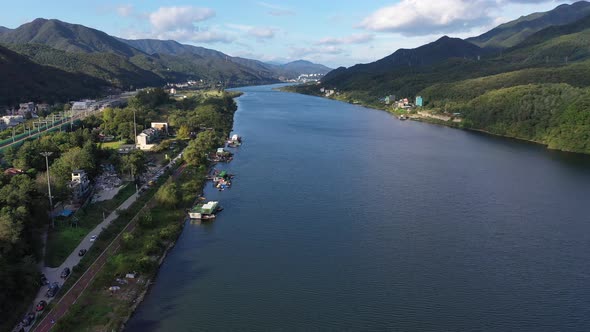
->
[[40, 152, 55, 228]]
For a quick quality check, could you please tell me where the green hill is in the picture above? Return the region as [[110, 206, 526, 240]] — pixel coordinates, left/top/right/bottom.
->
[[0, 18, 143, 57], [466, 1, 590, 49], [0, 44, 106, 105]]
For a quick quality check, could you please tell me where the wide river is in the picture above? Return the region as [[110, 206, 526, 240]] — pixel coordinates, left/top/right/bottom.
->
[[126, 84, 590, 331]]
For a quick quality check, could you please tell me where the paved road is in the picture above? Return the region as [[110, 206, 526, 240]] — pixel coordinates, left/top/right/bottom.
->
[[23, 153, 184, 332]]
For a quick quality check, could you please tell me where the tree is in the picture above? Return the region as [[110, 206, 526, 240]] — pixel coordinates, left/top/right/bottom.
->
[[177, 125, 190, 140], [120, 149, 146, 180], [155, 182, 180, 208]]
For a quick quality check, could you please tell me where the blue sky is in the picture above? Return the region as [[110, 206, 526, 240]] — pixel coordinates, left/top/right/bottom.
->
[[0, 0, 575, 67]]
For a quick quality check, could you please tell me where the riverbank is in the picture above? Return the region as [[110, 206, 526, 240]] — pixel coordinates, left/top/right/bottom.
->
[[35, 91, 241, 331], [280, 85, 589, 155]]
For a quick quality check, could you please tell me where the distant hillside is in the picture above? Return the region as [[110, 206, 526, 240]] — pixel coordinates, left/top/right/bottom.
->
[[0, 44, 105, 105], [0, 18, 143, 57], [467, 1, 590, 49], [119, 38, 330, 79], [321, 36, 485, 91], [502, 14, 590, 64], [3, 43, 166, 88], [0, 26, 9, 34], [276, 60, 332, 75]]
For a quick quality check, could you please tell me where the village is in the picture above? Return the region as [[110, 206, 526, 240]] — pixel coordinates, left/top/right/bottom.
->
[[317, 86, 463, 124]]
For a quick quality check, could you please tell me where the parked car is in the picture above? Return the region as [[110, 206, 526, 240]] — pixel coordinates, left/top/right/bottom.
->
[[36, 300, 47, 312], [21, 312, 35, 326], [90, 235, 97, 242], [40, 273, 48, 286], [46, 282, 59, 298], [61, 267, 70, 279], [78, 249, 87, 256]]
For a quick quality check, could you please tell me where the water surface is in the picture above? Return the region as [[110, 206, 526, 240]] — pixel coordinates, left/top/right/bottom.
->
[[126, 84, 590, 331]]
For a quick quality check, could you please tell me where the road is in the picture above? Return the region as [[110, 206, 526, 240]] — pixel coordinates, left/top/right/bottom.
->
[[0, 94, 133, 152], [25, 152, 184, 332]]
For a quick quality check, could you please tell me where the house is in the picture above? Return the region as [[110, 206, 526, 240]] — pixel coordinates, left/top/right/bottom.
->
[[1, 115, 25, 127], [136, 128, 159, 150], [3, 168, 24, 177], [70, 170, 91, 203], [151, 122, 169, 135], [18, 102, 35, 116], [72, 100, 96, 112], [415, 96, 423, 107]]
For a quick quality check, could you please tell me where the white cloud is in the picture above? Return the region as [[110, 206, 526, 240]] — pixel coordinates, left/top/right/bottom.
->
[[226, 24, 278, 40], [116, 4, 134, 17], [290, 45, 344, 58], [360, 0, 499, 36], [257, 2, 295, 16], [316, 33, 374, 45], [149, 6, 215, 32]]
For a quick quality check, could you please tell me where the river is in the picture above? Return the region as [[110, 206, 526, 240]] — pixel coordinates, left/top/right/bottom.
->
[[125, 84, 590, 331]]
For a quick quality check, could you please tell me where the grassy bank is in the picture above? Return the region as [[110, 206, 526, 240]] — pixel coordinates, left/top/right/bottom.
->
[[45, 183, 135, 267], [51, 166, 206, 331]]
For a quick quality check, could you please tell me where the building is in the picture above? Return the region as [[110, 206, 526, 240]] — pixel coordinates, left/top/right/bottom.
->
[[136, 128, 159, 150], [71, 100, 96, 112], [151, 122, 169, 135], [70, 170, 91, 203], [416, 96, 423, 107], [18, 102, 35, 116], [1, 115, 25, 127]]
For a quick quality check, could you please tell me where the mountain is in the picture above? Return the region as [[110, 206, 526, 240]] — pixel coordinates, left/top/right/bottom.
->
[[0, 26, 9, 34], [466, 1, 590, 49], [0, 44, 105, 105], [503, 13, 590, 64], [275, 60, 332, 75], [321, 36, 484, 89], [0, 18, 143, 57], [118, 38, 331, 78]]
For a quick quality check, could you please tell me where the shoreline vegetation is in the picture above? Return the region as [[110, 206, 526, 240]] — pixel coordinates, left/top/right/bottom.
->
[[48, 91, 241, 332], [280, 84, 590, 155], [0, 87, 241, 331]]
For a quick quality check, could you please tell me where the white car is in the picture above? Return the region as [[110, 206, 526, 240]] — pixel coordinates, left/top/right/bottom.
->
[[90, 235, 97, 242]]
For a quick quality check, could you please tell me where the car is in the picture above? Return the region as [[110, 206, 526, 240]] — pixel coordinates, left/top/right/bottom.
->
[[61, 267, 70, 279], [90, 235, 97, 242], [21, 312, 35, 326], [78, 249, 87, 256], [46, 282, 59, 298], [40, 274, 48, 286], [36, 300, 47, 312]]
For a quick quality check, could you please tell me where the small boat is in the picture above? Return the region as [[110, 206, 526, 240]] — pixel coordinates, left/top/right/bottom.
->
[[188, 201, 220, 220]]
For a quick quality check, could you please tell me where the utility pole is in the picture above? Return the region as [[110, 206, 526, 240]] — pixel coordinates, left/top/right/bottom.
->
[[40, 152, 55, 228], [133, 108, 138, 146]]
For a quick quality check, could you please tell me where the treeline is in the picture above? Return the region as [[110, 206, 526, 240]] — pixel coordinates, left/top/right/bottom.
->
[[445, 83, 590, 153]]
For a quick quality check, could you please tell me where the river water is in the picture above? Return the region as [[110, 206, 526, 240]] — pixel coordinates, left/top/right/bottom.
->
[[125, 84, 590, 331]]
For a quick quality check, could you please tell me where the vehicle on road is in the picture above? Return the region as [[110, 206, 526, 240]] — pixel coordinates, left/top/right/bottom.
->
[[90, 235, 97, 242], [78, 248, 87, 256], [61, 267, 70, 279], [36, 300, 47, 312], [21, 312, 35, 326], [40, 273, 48, 286], [46, 282, 59, 298]]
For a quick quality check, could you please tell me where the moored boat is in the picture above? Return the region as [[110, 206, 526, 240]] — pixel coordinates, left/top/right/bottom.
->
[[188, 201, 220, 220]]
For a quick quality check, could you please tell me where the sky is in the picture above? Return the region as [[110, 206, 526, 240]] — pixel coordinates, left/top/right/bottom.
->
[[0, 0, 578, 68]]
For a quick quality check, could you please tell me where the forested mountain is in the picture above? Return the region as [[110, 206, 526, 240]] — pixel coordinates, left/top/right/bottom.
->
[[303, 3, 590, 154], [119, 38, 330, 78], [0, 18, 143, 57], [0, 26, 10, 33], [466, 1, 590, 49], [0, 44, 105, 105], [275, 60, 332, 75]]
